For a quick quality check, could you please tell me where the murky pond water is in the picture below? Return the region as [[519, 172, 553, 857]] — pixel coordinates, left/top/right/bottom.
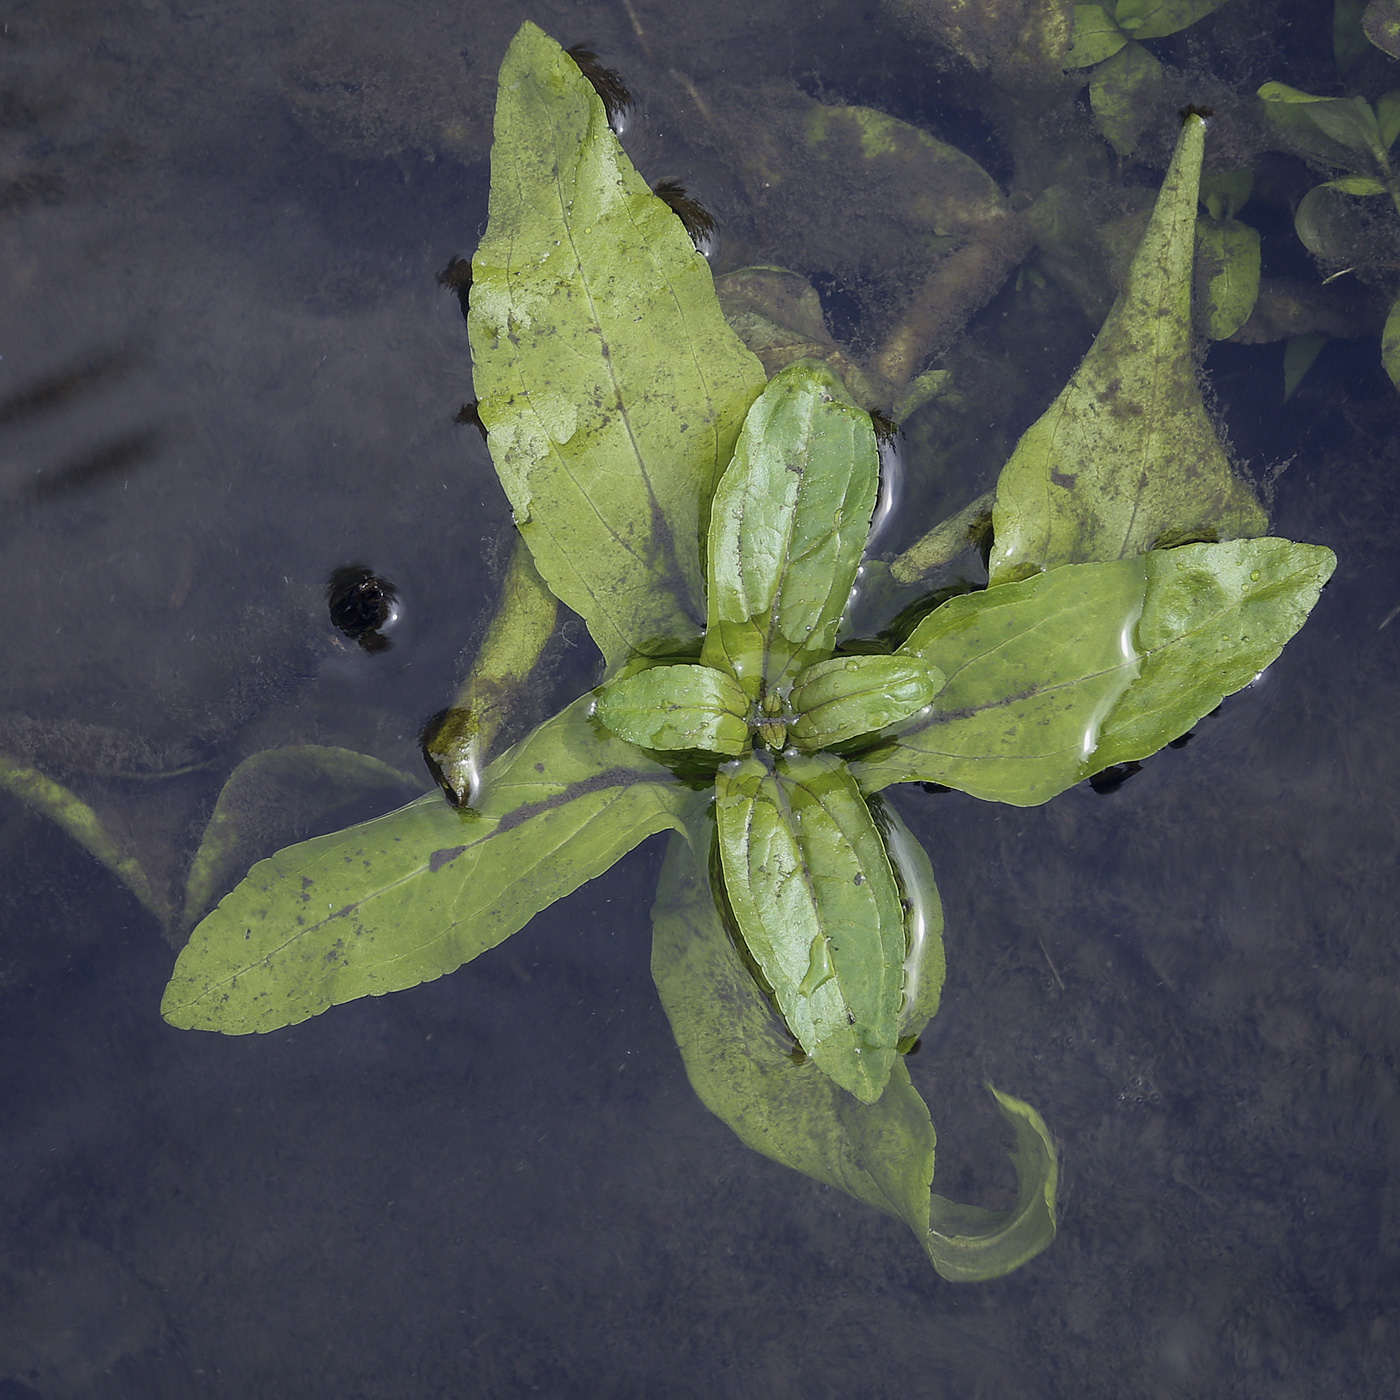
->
[[4, 1, 1400, 1395]]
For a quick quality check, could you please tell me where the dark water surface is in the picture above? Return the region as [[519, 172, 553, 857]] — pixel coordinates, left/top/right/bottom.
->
[[4, 0, 1400, 1395]]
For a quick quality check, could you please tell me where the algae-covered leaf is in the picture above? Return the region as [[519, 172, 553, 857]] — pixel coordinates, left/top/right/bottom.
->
[[1366, 0, 1400, 58], [853, 539, 1335, 803], [163, 698, 703, 1034], [594, 662, 750, 756], [183, 747, 424, 931], [1064, 3, 1128, 68], [1089, 41, 1163, 156], [650, 829, 1057, 1280], [989, 113, 1267, 584], [788, 655, 944, 752], [1383, 295, 1400, 388], [714, 752, 904, 1103], [701, 360, 879, 701], [469, 23, 766, 667], [1196, 216, 1260, 340], [1114, 0, 1232, 38]]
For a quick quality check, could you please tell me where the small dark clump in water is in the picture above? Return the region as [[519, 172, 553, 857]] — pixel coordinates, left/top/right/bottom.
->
[[652, 179, 716, 250], [567, 43, 631, 126], [454, 400, 488, 441], [869, 409, 899, 446], [1088, 760, 1143, 794], [327, 565, 399, 652], [437, 256, 472, 326]]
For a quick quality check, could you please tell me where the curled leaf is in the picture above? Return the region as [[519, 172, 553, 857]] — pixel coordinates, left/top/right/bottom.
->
[[788, 655, 943, 751]]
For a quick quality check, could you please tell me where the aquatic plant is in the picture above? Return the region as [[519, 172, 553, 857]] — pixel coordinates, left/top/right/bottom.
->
[[149, 25, 1333, 1280]]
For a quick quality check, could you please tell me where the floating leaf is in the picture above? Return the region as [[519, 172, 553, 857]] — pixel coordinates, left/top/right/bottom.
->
[[183, 747, 424, 932], [715, 752, 905, 1103], [469, 23, 766, 667], [701, 360, 879, 703], [989, 113, 1267, 584], [1090, 41, 1163, 156], [788, 655, 944, 751], [1064, 3, 1128, 67], [163, 699, 703, 1033], [853, 540, 1335, 803], [1196, 216, 1261, 340], [650, 829, 1057, 1280], [594, 663, 750, 756], [1113, 0, 1232, 38]]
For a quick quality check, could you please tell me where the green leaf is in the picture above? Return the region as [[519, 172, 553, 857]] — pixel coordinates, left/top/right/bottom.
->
[[701, 360, 880, 703], [1382, 295, 1400, 388], [1200, 167, 1254, 222], [594, 663, 751, 756], [469, 23, 766, 668], [1195, 216, 1260, 340], [1336, 0, 1371, 72], [1258, 83, 1387, 168], [867, 796, 946, 1042], [1294, 181, 1383, 262], [1364, 0, 1400, 59], [1089, 41, 1163, 157], [1114, 0, 1232, 38], [788, 655, 944, 752], [162, 698, 704, 1033], [1284, 333, 1328, 400], [989, 114, 1267, 584], [1377, 91, 1400, 150], [0, 753, 164, 923], [852, 539, 1335, 803], [714, 752, 905, 1103], [1064, 3, 1128, 68], [650, 829, 1057, 1280], [183, 747, 425, 932]]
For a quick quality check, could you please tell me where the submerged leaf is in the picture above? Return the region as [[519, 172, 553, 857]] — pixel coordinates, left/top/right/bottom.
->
[[1113, 0, 1232, 39], [853, 539, 1335, 803], [701, 360, 880, 703], [989, 113, 1267, 584], [469, 23, 765, 666], [1064, 3, 1128, 68], [714, 752, 904, 1103], [1365, 0, 1400, 59], [1195, 216, 1260, 340], [651, 828, 1057, 1280], [1089, 41, 1163, 156], [163, 698, 704, 1033]]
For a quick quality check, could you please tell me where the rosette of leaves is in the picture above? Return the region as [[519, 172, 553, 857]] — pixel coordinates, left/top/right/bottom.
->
[[1064, 1, 1235, 155], [1258, 80, 1400, 386], [159, 26, 1334, 1281]]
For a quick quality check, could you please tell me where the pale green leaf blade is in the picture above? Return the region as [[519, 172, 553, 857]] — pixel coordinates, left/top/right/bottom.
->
[[1365, 0, 1400, 59], [1195, 216, 1260, 340], [1089, 41, 1163, 157], [1383, 296, 1400, 388], [1200, 167, 1253, 222], [1114, 0, 1232, 37], [1380, 91, 1400, 151], [1089, 539, 1336, 768], [183, 746, 424, 931], [651, 830, 1057, 1280], [1258, 83, 1383, 166], [0, 753, 163, 923], [926, 1087, 1059, 1281], [594, 663, 750, 755], [163, 698, 702, 1033], [855, 540, 1333, 801], [990, 113, 1267, 584], [1064, 3, 1128, 67], [469, 23, 766, 667], [701, 360, 880, 701], [788, 655, 943, 752], [714, 752, 904, 1103]]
